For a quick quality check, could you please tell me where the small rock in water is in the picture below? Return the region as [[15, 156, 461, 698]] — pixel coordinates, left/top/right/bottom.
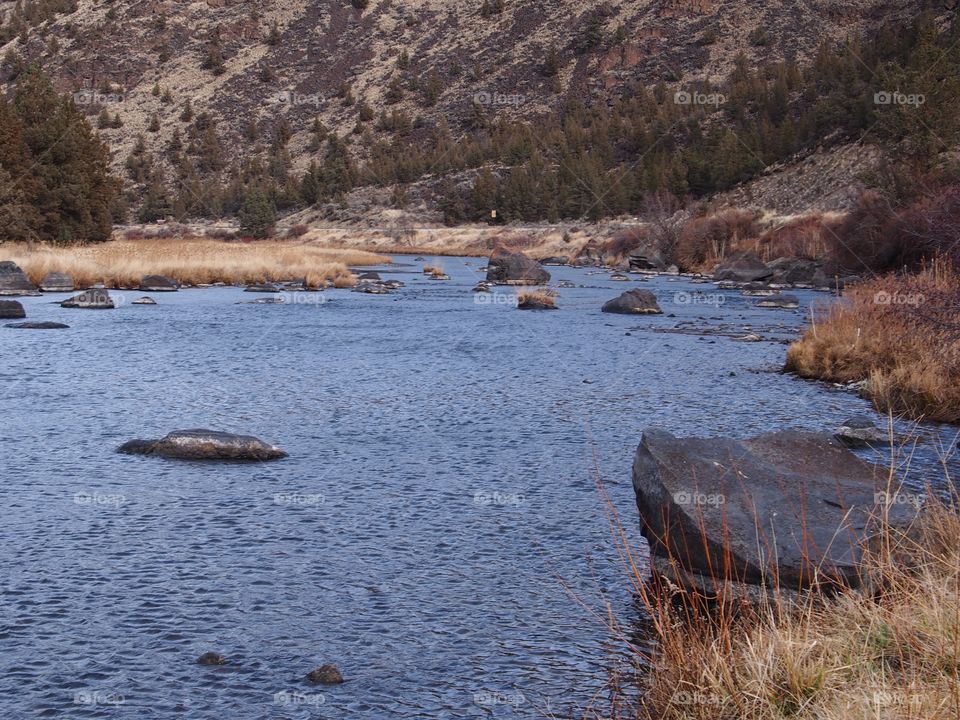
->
[[132, 296, 157, 305], [306, 664, 344, 684], [6, 321, 69, 329], [835, 416, 895, 448], [118, 429, 288, 461], [139, 275, 179, 292], [0, 300, 26, 319], [196, 652, 225, 666], [756, 295, 800, 309], [61, 288, 115, 309]]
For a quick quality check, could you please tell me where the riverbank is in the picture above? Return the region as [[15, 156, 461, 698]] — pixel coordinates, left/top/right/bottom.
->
[[785, 260, 960, 423], [616, 490, 960, 720], [1, 239, 389, 289]]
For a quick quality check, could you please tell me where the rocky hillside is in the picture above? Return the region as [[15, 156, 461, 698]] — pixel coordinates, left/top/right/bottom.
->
[[0, 0, 920, 180]]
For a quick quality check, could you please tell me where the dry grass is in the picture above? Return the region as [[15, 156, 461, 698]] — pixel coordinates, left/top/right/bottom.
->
[[1, 239, 388, 289], [516, 288, 557, 309], [785, 260, 960, 422], [597, 464, 960, 720]]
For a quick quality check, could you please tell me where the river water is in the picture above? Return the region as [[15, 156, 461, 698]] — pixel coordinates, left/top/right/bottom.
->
[[1, 257, 955, 718]]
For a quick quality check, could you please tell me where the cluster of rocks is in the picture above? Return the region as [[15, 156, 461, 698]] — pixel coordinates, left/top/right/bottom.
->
[[195, 652, 344, 684], [352, 273, 405, 294], [712, 251, 856, 291]]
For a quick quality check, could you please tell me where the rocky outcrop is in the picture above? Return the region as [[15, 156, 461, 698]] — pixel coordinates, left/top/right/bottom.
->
[[632, 429, 919, 596], [0, 262, 39, 296], [485, 248, 550, 285], [601, 289, 662, 314], [117, 429, 288, 461], [0, 300, 26, 319], [61, 289, 115, 309], [139, 275, 179, 292], [39, 272, 75, 293], [713, 252, 773, 282]]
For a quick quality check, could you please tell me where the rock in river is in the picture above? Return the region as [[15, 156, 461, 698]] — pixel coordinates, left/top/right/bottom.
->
[[306, 664, 344, 684], [39, 271, 75, 293], [139, 275, 179, 292], [835, 415, 894, 448], [132, 296, 157, 305], [756, 295, 800, 309], [601, 289, 662, 315], [61, 289, 115, 309], [0, 261, 39, 296], [118, 429, 288, 461], [0, 300, 26, 319], [712, 251, 773, 282], [485, 248, 550, 285], [196, 652, 226, 666], [632, 428, 920, 597], [6, 321, 69, 329]]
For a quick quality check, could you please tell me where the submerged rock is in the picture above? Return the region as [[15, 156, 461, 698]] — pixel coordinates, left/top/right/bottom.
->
[[0, 300, 26, 319], [485, 248, 550, 285], [0, 261, 39, 296], [139, 275, 179, 292], [632, 428, 920, 597], [6, 321, 69, 329], [61, 289, 115, 309], [39, 271, 75, 293], [601, 289, 662, 315], [118, 429, 288, 461], [196, 652, 226, 666], [306, 664, 344, 684]]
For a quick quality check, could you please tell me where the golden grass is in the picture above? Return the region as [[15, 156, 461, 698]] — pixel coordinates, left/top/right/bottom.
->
[[516, 288, 557, 308], [597, 464, 960, 720], [1, 239, 389, 289], [785, 260, 960, 423]]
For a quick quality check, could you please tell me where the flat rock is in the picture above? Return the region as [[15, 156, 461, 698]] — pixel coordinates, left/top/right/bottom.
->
[[0, 261, 40, 296], [835, 416, 895, 448], [0, 300, 26, 319], [713, 252, 773, 282], [245, 283, 282, 293], [139, 275, 179, 292], [486, 248, 550, 285], [118, 429, 288, 461], [6, 321, 69, 329], [39, 271, 75, 293], [632, 428, 920, 596], [132, 296, 157, 305], [756, 295, 800, 309], [61, 289, 115, 309], [602, 289, 662, 314]]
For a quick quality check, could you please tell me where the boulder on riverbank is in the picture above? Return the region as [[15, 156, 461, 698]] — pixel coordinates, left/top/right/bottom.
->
[[140, 275, 179, 292], [0, 300, 26, 319], [602, 289, 662, 314], [0, 262, 40, 296], [766, 257, 829, 287], [632, 428, 920, 597], [118, 429, 288, 461], [39, 272, 75, 293], [713, 252, 773, 282], [61, 289, 115, 309], [486, 248, 550, 285]]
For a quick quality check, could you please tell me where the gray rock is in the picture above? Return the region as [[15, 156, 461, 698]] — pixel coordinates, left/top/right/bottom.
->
[[610, 273, 630, 281], [756, 295, 800, 309], [632, 428, 919, 596], [6, 321, 69, 329], [601, 289, 662, 315], [132, 296, 157, 305], [39, 271, 75, 293], [306, 664, 344, 684], [358, 271, 381, 281], [835, 416, 893, 448], [766, 257, 824, 286], [0, 300, 26, 319], [713, 252, 773, 282], [139, 275, 179, 292], [740, 282, 780, 297], [486, 248, 550, 285], [245, 283, 282, 293], [0, 261, 39, 296], [61, 289, 115, 309], [117, 429, 288, 461]]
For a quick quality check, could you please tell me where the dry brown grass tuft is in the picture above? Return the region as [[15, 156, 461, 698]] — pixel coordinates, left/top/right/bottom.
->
[[738, 214, 840, 263], [785, 260, 960, 422], [516, 288, 557, 309], [1, 239, 388, 289]]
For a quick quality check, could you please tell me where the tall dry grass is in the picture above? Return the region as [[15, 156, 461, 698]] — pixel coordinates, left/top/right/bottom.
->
[[785, 259, 960, 423], [596, 458, 960, 720], [1, 239, 388, 289]]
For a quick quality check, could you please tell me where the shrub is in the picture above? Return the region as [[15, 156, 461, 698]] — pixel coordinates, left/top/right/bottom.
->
[[675, 209, 759, 270]]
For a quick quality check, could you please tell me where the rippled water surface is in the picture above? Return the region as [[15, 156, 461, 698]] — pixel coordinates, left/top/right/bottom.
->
[[1, 258, 956, 718]]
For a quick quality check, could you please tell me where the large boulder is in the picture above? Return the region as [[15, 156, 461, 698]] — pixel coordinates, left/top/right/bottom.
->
[[766, 257, 828, 287], [61, 289, 115, 309], [39, 272, 75, 293], [117, 429, 287, 461], [139, 275, 179, 292], [632, 429, 918, 596], [0, 261, 39, 296], [485, 248, 550, 285], [713, 251, 773, 282], [0, 300, 26, 319], [601, 289, 662, 314]]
